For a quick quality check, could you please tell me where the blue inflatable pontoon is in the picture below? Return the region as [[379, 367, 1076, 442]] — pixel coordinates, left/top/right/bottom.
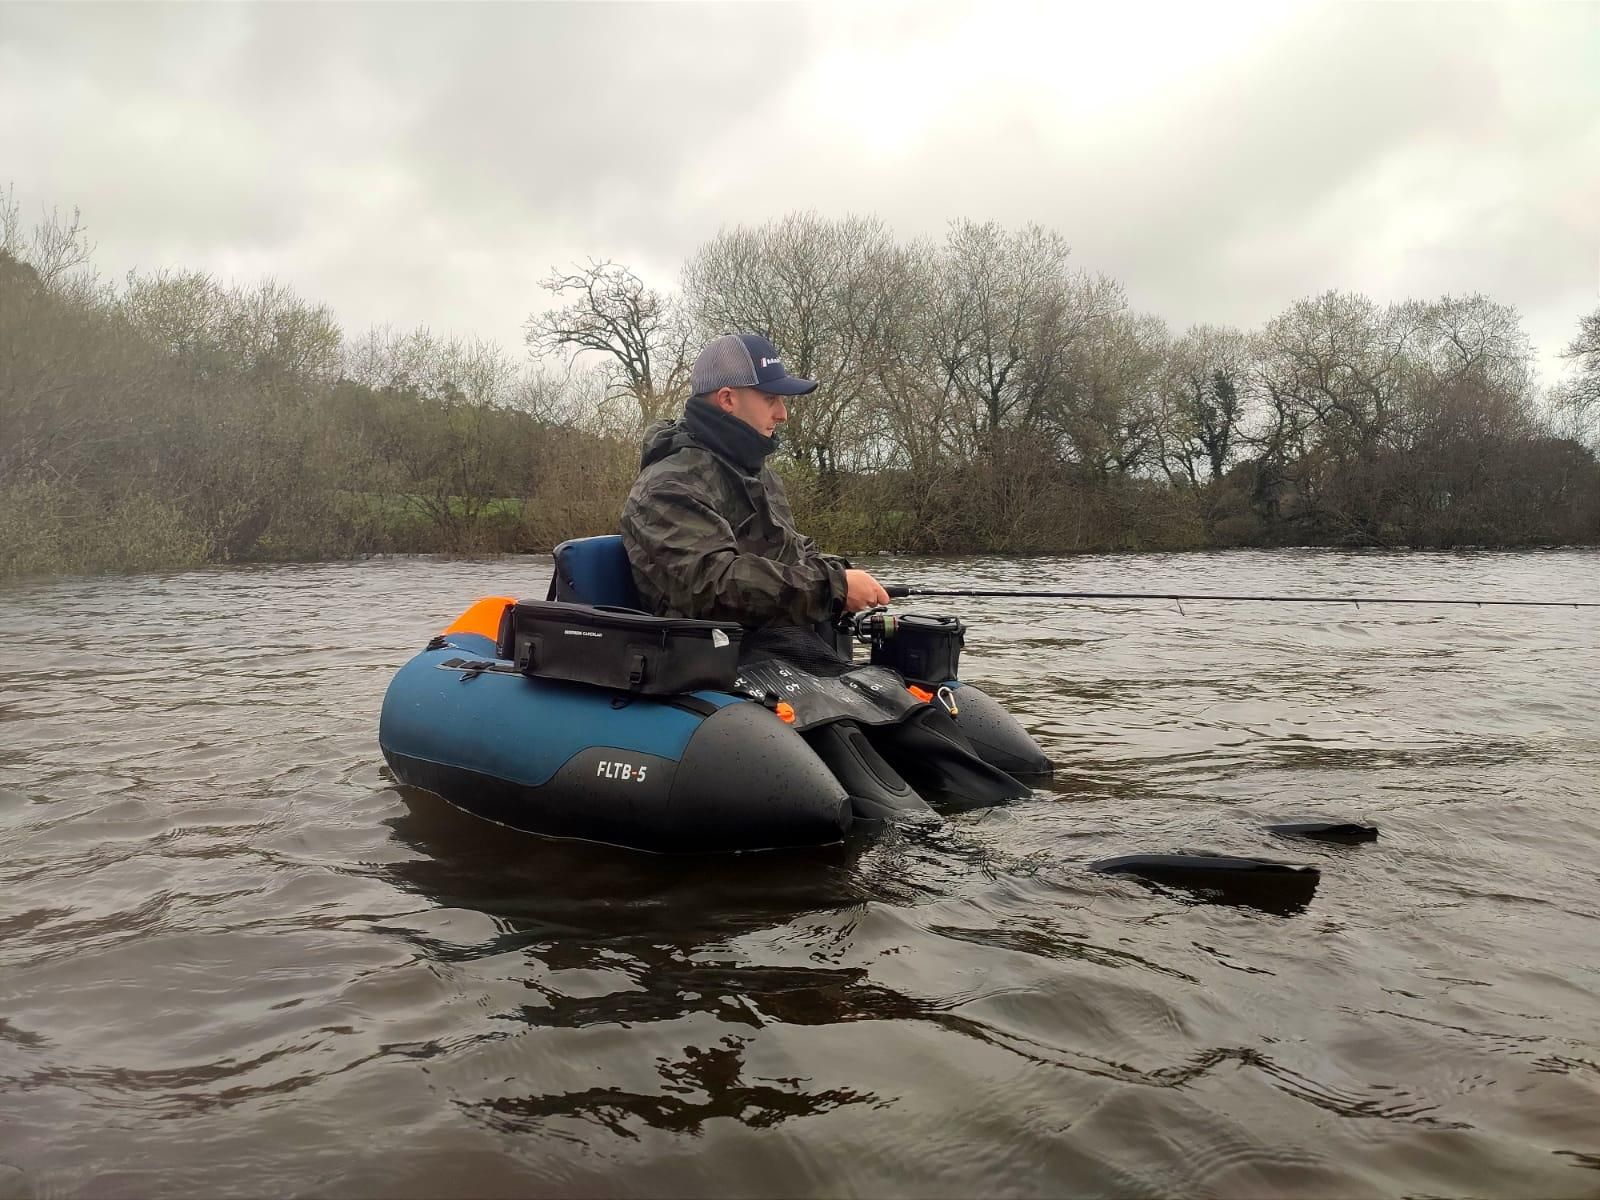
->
[[379, 537, 1051, 852]]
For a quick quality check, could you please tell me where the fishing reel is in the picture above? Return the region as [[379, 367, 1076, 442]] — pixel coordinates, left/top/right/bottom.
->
[[846, 606, 900, 646]]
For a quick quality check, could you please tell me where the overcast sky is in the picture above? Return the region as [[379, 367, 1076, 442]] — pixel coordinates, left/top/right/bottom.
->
[[3, 2, 1597, 383]]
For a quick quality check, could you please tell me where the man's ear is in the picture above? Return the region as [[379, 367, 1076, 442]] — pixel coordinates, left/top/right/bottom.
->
[[712, 387, 737, 414]]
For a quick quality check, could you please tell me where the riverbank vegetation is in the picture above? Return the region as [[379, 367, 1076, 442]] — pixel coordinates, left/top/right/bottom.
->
[[3, 193, 1597, 581]]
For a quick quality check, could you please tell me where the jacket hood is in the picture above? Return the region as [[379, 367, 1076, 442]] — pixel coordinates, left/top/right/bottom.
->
[[639, 419, 693, 470]]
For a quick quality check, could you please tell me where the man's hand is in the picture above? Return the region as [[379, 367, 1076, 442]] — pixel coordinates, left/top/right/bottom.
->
[[843, 568, 891, 613]]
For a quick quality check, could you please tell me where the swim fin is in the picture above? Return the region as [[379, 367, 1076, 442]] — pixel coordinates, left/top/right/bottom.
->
[[869, 706, 1031, 811], [803, 720, 941, 825]]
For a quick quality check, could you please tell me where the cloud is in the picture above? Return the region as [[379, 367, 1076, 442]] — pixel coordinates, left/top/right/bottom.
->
[[1, 1, 1595, 380]]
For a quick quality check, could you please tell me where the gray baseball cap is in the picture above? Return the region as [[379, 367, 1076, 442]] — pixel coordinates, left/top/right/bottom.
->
[[690, 333, 817, 397]]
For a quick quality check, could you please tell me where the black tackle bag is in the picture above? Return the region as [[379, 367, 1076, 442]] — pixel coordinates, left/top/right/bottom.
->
[[497, 600, 744, 696], [867, 613, 965, 685]]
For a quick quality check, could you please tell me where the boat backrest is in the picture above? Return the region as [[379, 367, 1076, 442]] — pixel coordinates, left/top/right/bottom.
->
[[548, 535, 644, 609]]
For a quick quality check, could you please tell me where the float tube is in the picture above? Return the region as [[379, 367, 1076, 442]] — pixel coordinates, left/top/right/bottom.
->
[[379, 537, 1052, 852]]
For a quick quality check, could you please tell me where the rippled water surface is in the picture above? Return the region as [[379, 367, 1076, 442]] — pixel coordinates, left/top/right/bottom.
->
[[2, 550, 1598, 1198]]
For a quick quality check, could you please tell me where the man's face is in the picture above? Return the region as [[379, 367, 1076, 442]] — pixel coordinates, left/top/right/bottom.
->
[[716, 386, 789, 437]]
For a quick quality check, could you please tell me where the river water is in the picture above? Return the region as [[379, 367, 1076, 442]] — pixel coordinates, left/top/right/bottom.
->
[[1, 550, 1597, 1199]]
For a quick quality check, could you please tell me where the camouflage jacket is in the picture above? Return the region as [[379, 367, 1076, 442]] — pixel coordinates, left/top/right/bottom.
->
[[620, 401, 847, 626]]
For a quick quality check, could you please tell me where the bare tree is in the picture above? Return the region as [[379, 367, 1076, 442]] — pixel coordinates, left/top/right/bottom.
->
[[927, 221, 1084, 454], [1563, 306, 1600, 390], [1250, 292, 1416, 462], [119, 269, 223, 359], [0, 184, 22, 265], [121, 272, 342, 385], [870, 238, 966, 478], [506, 362, 607, 430], [1156, 324, 1251, 485], [1, 184, 96, 289], [1048, 306, 1169, 478], [1239, 292, 1544, 541], [219, 278, 343, 385], [1551, 306, 1600, 449], [1242, 293, 1413, 535], [1407, 293, 1532, 396], [525, 259, 692, 429]]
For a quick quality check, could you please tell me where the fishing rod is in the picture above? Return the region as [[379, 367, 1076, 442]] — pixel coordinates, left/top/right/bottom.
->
[[884, 587, 1600, 608]]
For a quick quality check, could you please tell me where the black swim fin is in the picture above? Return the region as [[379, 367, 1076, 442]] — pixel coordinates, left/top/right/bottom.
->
[[1090, 852, 1320, 914], [1267, 821, 1378, 844], [869, 706, 1030, 811], [803, 720, 940, 825]]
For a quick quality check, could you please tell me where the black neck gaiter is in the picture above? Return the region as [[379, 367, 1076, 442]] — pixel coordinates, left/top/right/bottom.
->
[[682, 396, 779, 475]]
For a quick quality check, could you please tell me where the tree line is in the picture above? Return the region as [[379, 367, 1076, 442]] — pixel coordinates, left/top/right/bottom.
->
[[2, 191, 1597, 582]]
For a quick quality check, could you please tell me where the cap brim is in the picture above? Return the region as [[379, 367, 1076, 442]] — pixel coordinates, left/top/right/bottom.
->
[[761, 375, 818, 396]]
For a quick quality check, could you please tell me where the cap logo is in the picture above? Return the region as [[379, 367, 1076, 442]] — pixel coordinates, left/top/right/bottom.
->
[[760, 357, 781, 369]]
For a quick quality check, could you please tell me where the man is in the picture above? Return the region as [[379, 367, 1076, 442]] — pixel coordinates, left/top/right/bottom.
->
[[620, 332, 889, 632], [621, 333, 1029, 818]]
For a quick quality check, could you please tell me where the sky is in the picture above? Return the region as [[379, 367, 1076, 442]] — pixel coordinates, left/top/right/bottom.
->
[[2, 1, 1597, 385]]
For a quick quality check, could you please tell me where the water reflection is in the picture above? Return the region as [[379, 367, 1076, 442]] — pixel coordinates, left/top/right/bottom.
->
[[469, 1036, 888, 1139], [382, 786, 869, 942], [383, 787, 905, 1136]]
